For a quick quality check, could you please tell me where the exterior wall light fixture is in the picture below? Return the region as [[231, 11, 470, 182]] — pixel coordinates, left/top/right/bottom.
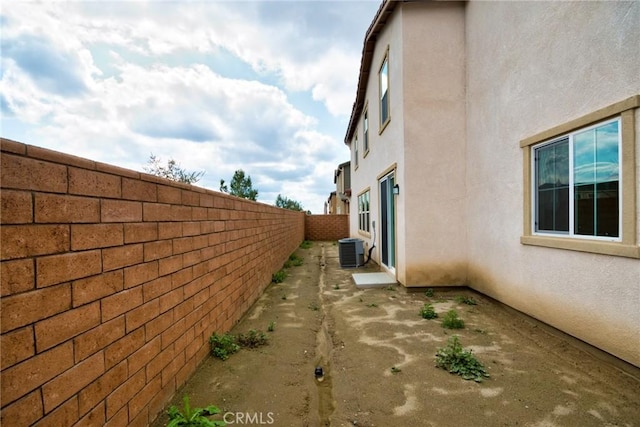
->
[[393, 184, 400, 195]]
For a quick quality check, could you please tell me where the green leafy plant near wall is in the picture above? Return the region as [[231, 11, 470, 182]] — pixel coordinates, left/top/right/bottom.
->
[[435, 335, 489, 382], [167, 395, 225, 426], [455, 295, 477, 305], [237, 329, 268, 348], [272, 269, 287, 283], [209, 333, 240, 360], [300, 240, 312, 249]]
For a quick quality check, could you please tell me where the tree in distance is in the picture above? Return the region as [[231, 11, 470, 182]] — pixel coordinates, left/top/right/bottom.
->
[[275, 194, 305, 212], [144, 154, 204, 184], [220, 169, 258, 201]]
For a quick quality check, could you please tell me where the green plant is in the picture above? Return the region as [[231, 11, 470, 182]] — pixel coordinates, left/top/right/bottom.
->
[[419, 304, 438, 319], [455, 295, 477, 305], [442, 309, 465, 329], [333, 284, 340, 290], [435, 335, 489, 382], [272, 269, 286, 283], [308, 302, 320, 311], [391, 366, 402, 374], [425, 288, 434, 297], [281, 294, 287, 300], [300, 240, 312, 249], [237, 329, 268, 348], [385, 286, 396, 291], [366, 303, 378, 308], [167, 395, 225, 426], [288, 254, 304, 266], [209, 333, 240, 360], [267, 321, 276, 332]]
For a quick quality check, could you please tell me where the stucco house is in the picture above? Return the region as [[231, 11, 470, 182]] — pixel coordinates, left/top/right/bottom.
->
[[345, 1, 639, 366], [326, 161, 352, 214]]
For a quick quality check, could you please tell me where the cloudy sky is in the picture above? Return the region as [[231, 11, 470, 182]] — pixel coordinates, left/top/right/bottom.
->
[[1, 0, 380, 213]]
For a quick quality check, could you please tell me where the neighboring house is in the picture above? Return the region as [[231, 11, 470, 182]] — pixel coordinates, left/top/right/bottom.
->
[[345, 0, 640, 366], [326, 161, 352, 214]]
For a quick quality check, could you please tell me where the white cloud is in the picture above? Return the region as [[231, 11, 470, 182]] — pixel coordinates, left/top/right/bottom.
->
[[1, 1, 378, 212]]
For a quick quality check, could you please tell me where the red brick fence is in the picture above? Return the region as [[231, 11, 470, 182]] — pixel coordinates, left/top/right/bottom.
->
[[0, 139, 324, 426]]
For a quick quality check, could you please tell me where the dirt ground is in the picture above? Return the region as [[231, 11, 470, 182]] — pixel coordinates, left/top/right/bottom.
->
[[152, 242, 640, 427]]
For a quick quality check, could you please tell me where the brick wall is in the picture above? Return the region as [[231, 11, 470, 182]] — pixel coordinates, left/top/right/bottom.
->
[[305, 214, 349, 241], [0, 138, 305, 426]]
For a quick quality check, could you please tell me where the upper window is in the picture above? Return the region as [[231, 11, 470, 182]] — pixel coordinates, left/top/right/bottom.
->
[[358, 190, 370, 233], [379, 51, 390, 131], [354, 133, 359, 169], [521, 95, 639, 259], [363, 106, 369, 155], [534, 119, 620, 239]]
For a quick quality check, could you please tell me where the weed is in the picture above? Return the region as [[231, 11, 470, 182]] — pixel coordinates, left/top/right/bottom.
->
[[442, 310, 465, 329], [358, 297, 363, 302], [385, 286, 396, 291], [308, 302, 320, 311], [455, 295, 477, 305], [300, 240, 312, 249], [474, 328, 488, 334], [267, 321, 276, 332], [366, 303, 378, 308], [391, 366, 402, 374], [167, 395, 225, 427], [435, 335, 489, 382], [333, 284, 340, 290], [288, 254, 304, 266], [419, 303, 438, 319], [237, 329, 269, 348], [272, 269, 287, 283], [209, 333, 240, 360], [425, 288, 434, 297]]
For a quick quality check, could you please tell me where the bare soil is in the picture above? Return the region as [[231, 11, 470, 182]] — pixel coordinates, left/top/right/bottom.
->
[[152, 242, 640, 427]]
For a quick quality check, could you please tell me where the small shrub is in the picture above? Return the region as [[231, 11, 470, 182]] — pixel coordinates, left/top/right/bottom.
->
[[391, 366, 402, 374], [455, 295, 477, 305], [435, 335, 489, 382], [209, 333, 239, 360], [272, 269, 286, 283], [419, 304, 438, 319], [267, 321, 276, 332], [167, 395, 225, 427], [308, 302, 320, 311], [288, 254, 304, 266], [300, 240, 312, 249], [425, 288, 434, 297], [442, 309, 465, 329], [237, 329, 268, 348]]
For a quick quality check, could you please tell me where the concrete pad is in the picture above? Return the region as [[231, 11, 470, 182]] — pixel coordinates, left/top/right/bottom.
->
[[352, 272, 397, 288]]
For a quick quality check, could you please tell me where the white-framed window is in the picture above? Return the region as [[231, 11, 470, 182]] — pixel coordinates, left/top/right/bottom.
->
[[363, 106, 369, 155], [354, 133, 359, 169], [358, 190, 370, 233], [379, 50, 390, 131], [532, 118, 621, 240]]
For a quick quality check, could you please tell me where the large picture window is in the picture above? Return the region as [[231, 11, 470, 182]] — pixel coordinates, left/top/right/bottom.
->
[[358, 190, 370, 233], [521, 95, 639, 259], [534, 119, 620, 239]]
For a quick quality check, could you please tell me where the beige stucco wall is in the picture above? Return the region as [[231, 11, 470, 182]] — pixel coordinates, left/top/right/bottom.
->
[[349, 6, 407, 281], [465, 1, 640, 366], [401, 2, 467, 286]]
